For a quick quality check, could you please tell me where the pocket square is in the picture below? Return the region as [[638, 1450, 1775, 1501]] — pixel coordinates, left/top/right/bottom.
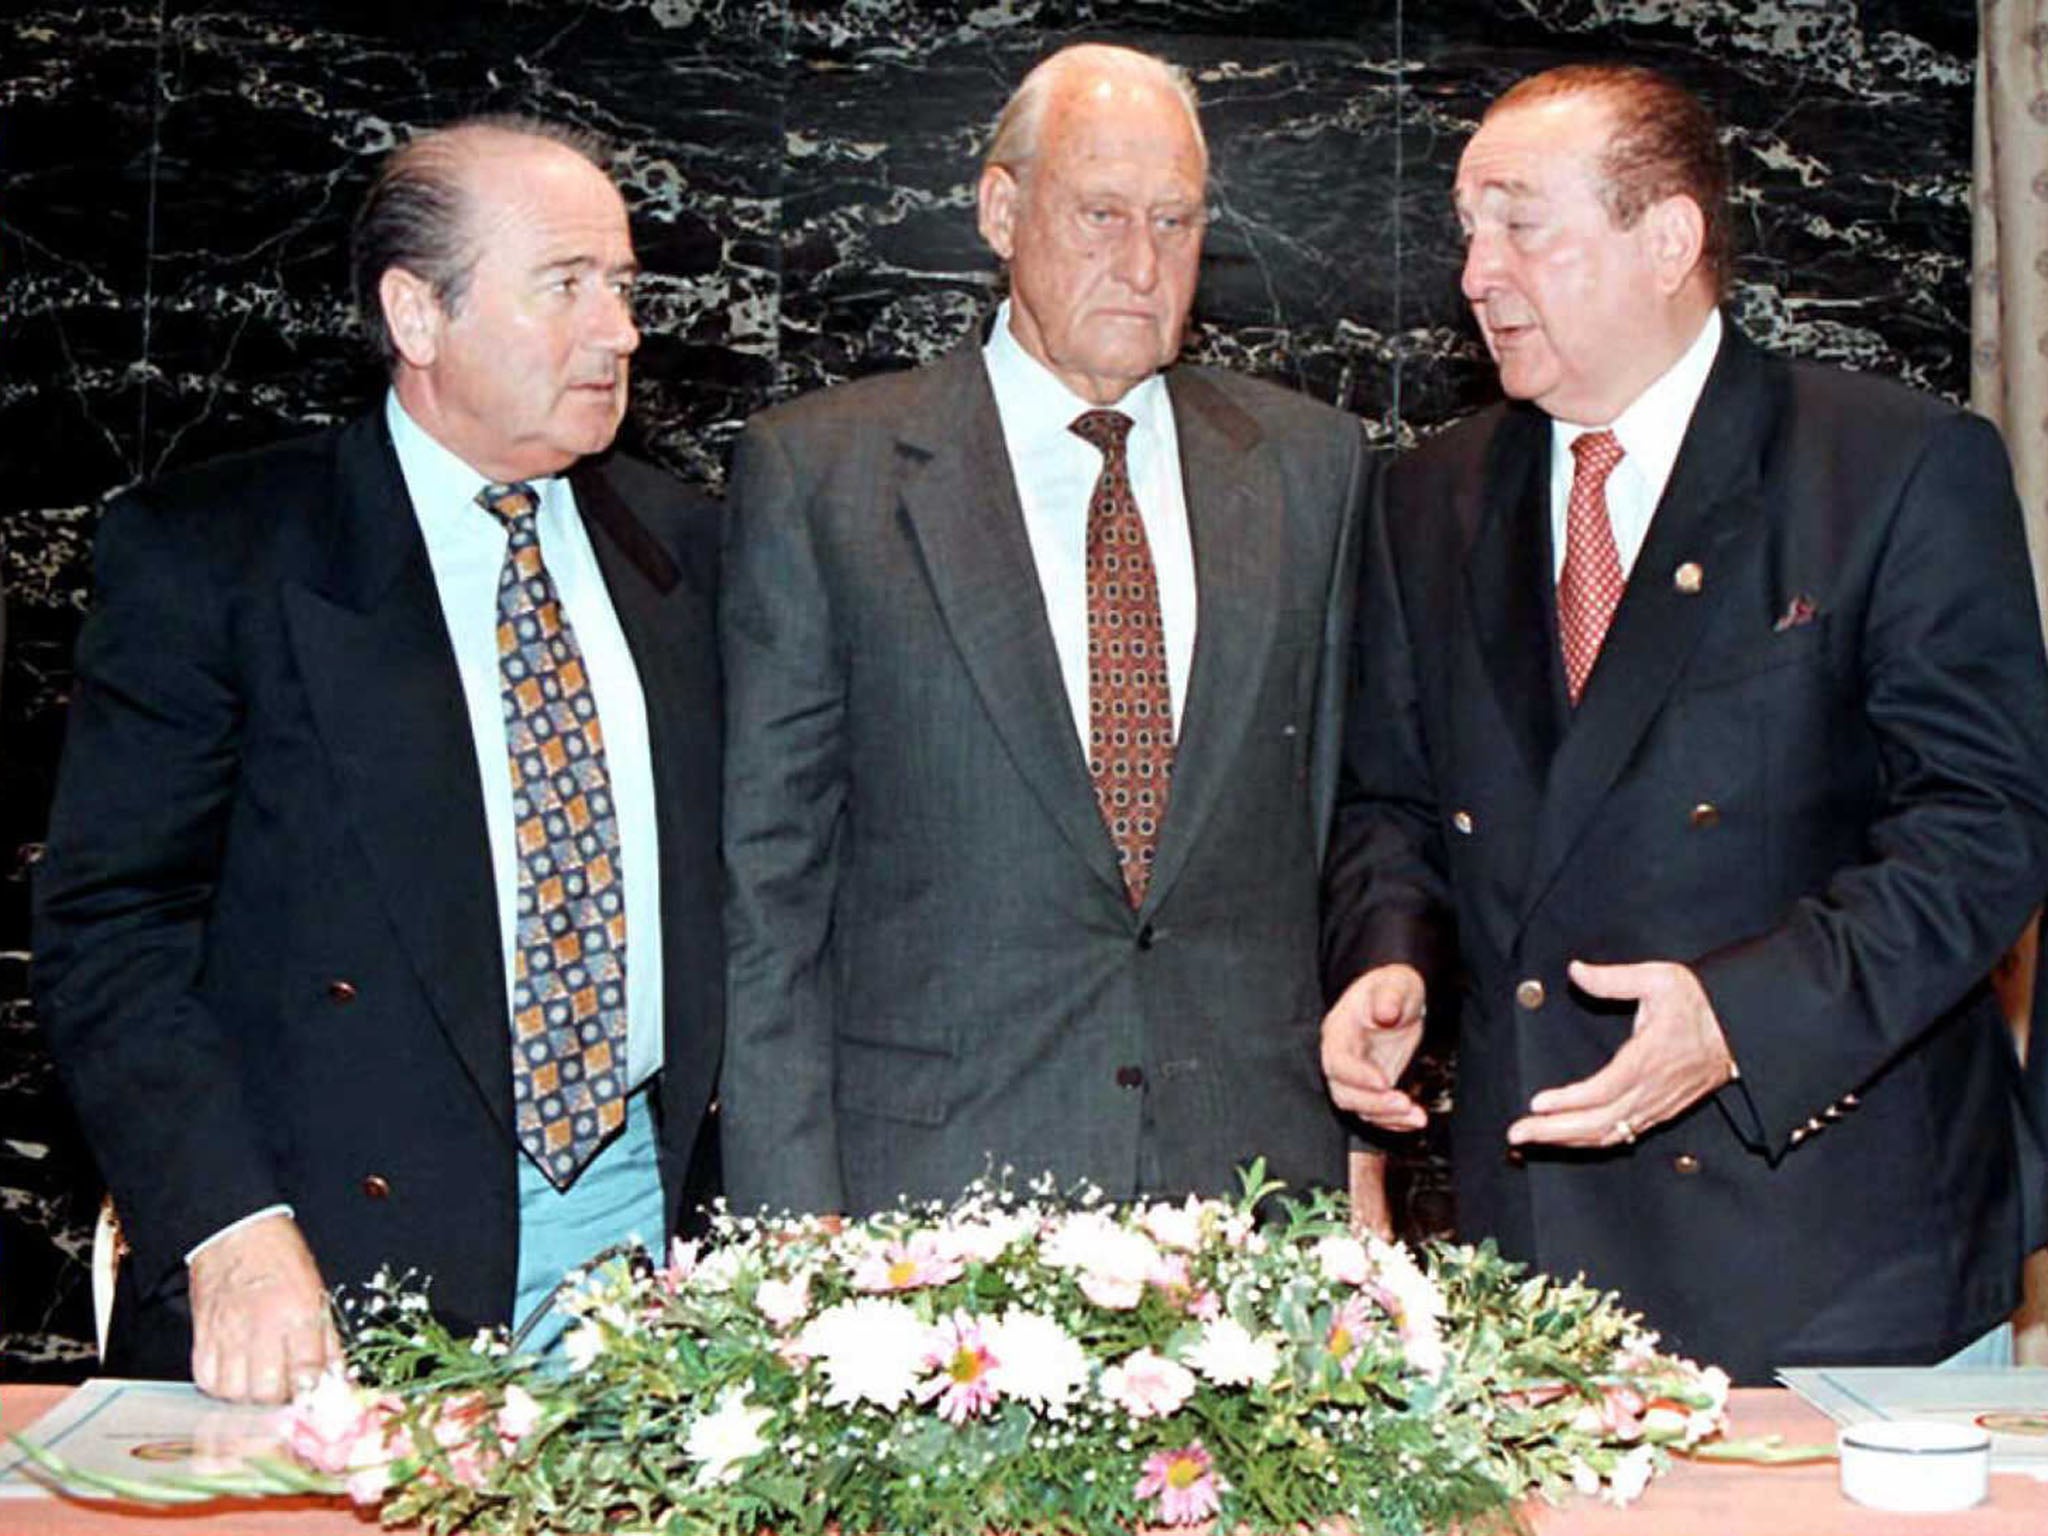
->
[[1772, 594, 1819, 632]]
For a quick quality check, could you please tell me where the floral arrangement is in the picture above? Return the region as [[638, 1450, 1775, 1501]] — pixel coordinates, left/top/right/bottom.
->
[[30, 1169, 1730, 1533]]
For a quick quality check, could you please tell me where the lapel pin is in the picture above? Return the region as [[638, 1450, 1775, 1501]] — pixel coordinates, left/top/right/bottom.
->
[[1673, 561, 1704, 595], [1774, 593, 1819, 631]]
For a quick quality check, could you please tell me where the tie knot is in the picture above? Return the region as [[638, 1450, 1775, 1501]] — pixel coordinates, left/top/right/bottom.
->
[[1570, 430, 1624, 483], [479, 481, 540, 525], [1070, 408, 1135, 456]]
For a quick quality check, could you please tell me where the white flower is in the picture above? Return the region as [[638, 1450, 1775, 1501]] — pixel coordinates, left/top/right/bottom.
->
[[1568, 1458, 1602, 1498], [694, 1247, 748, 1294], [1137, 1196, 1208, 1252], [1099, 1348, 1196, 1420], [1042, 1211, 1162, 1311], [1185, 1315, 1281, 1387], [755, 1272, 812, 1329], [1368, 1236, 1447, 1379], [938, 1212, 1033, 1264], [686, 1386, 773, 1487], [1605, 1444, 1657, 1505], [984, 1310, 1090, 1410], [561, 1321, 605, 1373], [496, 1383, 544, 1444], [797, 1298, 931, 1409], [1314, 1234, 1370, 1287]]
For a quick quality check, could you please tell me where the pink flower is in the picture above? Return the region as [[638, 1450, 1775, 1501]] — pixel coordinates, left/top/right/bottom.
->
[[756, 1272, 813, 1329], [917, 1311, 1002, 1424], [1099, 1348, 1196, 1420], [852, 1232, 964, 1293], [1135, 1442, 1222, 1525], [1571, 1384, 1646, 1440], [1325, 1293, 1373, 1372], [659, 1236, 702, 1293]]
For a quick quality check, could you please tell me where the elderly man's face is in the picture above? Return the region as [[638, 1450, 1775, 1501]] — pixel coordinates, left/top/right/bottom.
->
[[979, 74, 1206, 405], [1454, 94, 1672, 425], [404, 136, 640, 482]]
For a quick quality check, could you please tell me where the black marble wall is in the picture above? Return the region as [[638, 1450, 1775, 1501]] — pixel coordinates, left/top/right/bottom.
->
[[0, 0, 1979, 1380]]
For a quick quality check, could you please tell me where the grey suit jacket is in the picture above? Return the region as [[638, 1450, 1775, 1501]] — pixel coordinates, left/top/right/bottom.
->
[[720, 342, 1367, 1216]]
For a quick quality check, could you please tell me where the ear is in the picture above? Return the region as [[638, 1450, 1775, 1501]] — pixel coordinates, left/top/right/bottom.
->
[[1644, 194, 1707, 296], [977, 163, 1021, 261], [379, 266, 444, 369]]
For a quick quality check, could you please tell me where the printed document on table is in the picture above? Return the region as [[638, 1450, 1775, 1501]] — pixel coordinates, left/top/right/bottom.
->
[[1779, 1366, 2048, 1478], [0, 1377, 286, 1498]]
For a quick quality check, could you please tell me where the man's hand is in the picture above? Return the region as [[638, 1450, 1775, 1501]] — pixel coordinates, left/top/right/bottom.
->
[[187, 1213, 339, 1403], [1507, 959, 1738, 1148], [1320, 963, 1428, 1132]]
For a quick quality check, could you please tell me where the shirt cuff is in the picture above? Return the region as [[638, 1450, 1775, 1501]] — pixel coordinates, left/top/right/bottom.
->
[[184, 1203, 296, 1265]]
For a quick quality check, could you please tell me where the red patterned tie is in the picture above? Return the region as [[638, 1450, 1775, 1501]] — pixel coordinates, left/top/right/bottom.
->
[[1070, 409, 1175, 908], [1557, 430, 1627, 706], [482, 481, 629, 1189]]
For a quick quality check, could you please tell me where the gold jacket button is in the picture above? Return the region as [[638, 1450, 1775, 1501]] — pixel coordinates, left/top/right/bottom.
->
[[1689, 802, 1720, 829], [1673, 561, 1704, 594], [1515, 978, 1546, 1011], [327, 979, 358, 1004], [361, 1175, 392, 1200], [1672, 1153, 1702, 1176], [1452, 809, 1475, 835]]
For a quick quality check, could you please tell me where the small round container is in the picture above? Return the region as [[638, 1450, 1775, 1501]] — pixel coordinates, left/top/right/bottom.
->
[[1838, 1419, 1990, 1512]]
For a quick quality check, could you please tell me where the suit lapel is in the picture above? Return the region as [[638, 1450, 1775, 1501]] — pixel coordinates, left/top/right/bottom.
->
[[280, 413, 511, 1129], [1517, 326, 1775, 924], [1463, 406, 1565, 792], [1140, 369, 1286, 914], [896, 346, 1127, 898]]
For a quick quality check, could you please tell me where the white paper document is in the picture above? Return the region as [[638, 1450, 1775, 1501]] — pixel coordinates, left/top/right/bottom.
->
[[0, 1377, 288, 1499], [1779, 1366, 2048, 1479]]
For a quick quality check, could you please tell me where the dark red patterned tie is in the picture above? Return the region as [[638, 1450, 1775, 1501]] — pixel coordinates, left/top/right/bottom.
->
[[1557, 430, 1627, 706], [1070, 409, 1175, 907], [481, 481, 629, 1189]]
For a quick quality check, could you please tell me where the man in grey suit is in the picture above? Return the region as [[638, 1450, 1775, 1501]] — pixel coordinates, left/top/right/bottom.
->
[[720, 43, 1366, 1217]]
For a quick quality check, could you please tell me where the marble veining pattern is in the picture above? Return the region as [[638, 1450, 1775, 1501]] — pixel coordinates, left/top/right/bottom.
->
[[0, 0, 1980, 1377]]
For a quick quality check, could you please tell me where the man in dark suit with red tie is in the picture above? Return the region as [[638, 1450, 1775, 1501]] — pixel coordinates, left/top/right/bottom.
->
[[1321, 63, 2048, 1382], [34, 118, 723, 1400]]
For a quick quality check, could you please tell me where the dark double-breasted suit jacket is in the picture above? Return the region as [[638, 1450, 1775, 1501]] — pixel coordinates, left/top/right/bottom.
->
[[719, 343, 1367, 1217], [34, 410, 724, 1376], [1324, 324, 2048, 1383]]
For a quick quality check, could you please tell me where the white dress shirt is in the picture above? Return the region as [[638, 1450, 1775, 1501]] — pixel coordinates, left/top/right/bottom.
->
[[1549, 308, 1723, 580], [387, 391, 665, 1092], [981, 301, 1199, 744]]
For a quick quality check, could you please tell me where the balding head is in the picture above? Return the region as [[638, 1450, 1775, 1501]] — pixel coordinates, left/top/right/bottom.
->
[[984, 43, 1207, 184]]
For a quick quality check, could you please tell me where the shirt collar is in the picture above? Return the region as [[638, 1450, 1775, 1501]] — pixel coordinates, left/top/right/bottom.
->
[[385, 389, 561, 524], [981, 299, 1173, 451], [1553, 308, 1722, 493]]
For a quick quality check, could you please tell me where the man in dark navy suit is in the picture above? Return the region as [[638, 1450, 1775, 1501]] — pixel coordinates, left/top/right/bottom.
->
[[35, 118, 722, 1400], [1322, 64, 2048, 1382]]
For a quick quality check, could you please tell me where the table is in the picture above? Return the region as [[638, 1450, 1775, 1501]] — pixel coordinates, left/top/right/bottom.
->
[[6, 1384, 2046, 1533]]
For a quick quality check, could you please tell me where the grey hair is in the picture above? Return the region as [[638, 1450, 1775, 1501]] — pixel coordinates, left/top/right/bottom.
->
[[351, 114, 614, 367], [983, 43, 1207, 178]]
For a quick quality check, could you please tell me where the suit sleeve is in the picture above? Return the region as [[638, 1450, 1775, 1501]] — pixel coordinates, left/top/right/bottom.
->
[[1694, 412, 2048, 1155], [718, 416, 852, 1214], [1320, 457, 1457, 1002], [32, 490, 287, 1297]]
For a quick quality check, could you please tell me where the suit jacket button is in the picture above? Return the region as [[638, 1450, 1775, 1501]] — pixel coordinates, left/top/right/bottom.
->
[[1135, 923, 1155, 951], [1688, 802, 1720, 829], [1504, 1146, 1526, 1167], [1515, 978, 1546, 1011], [327, 979, 358, 1004], [1672, 1153, 1701, 1176], [1452, 809, 1475, 835], [1115, 1065, 1145, 1089], [361, 1175, 391, 1200]]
